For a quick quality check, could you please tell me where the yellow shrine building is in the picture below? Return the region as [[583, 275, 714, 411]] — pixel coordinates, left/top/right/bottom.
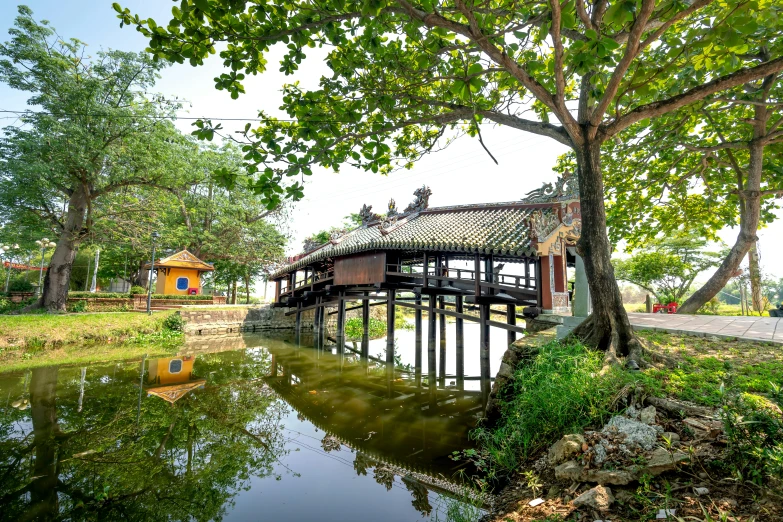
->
[[145, 355, 206, 404], [144, 249, 215, 295]]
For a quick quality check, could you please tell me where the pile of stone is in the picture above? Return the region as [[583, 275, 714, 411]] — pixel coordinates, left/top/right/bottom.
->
[[549, 405, 690, 489]]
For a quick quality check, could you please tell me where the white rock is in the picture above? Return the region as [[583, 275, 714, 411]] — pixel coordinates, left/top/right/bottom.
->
[[693, 487, 709, 496], [604, 415, 661, 451], [639, 405, 657, 425], [528, 498, 544, 507], [573, 485, 614, 512], [548, 434, 585, 465]]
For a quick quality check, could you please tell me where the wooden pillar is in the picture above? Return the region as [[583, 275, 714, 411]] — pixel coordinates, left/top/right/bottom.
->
[[539, 254, 553, 310], [438, 295, 446, 384], [507, 304, 516, 345], [335, 292, 345, 353], [427, 294, 437, 385], [270, 355, 277, 377], [361, 292, 370, 360], [415, 294, 422, 385], [295, 302, 302, 345], [318, 298, 326, 351], [423, 253, 429, 288], [535, 257, 543, 306], [553, 253, 566, 293], [386, 290, 396, 366], [313, 297, 321, 349], [274, 279, 281, 303], [479, 302, 491, 406], [455, 295, 464, 391], [474, 254, 481, 297], [479, 303, 490, 379]]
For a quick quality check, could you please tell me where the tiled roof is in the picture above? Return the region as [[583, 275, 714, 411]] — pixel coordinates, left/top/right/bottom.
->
[[272, 202, 541, 278], [144, 249, 215, 271]]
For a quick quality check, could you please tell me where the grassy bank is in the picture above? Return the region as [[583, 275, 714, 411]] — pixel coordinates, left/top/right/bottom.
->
[[469, 331, 783, 522], [0, 311, 183, 371]]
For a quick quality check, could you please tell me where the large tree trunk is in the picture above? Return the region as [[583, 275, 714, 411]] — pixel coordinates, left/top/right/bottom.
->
[[39, 185, 88, 312], [748, 242, 763, 314], [678, 94, 767, 314], [570, 139, 641, 362]]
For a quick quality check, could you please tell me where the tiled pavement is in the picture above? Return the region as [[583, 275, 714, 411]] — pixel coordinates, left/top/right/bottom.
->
[[627, 313, 783, 343]]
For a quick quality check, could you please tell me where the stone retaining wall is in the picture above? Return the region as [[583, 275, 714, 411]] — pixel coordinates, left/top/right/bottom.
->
[[180, 306, 315, 335]]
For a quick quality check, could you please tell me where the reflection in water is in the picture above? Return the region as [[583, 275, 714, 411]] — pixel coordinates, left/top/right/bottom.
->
[[0, 333, 489, 521]]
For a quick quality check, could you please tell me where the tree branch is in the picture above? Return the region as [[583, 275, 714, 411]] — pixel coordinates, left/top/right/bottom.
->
[[604, 56, 783, 137]]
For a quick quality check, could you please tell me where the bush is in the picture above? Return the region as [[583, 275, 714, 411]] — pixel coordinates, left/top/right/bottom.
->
[[129, 285, 146, 295], [471, 340, 639, 476], [67, 300, 87, 313], [69, 291, 131, 299], [345, 317, 386, 340], [8, 278, 34, 292], [162, 312, 185, 332]]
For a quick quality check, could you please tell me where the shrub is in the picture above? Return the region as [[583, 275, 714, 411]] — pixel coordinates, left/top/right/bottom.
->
[[345, 317, 385, 339], [8, 278, 34, 292], [68, 291, 131, 299], [67, 300, 87, 313], [162, 313, 185, 332], [129, 285, 146, 295], [471, 340, 640, 476]]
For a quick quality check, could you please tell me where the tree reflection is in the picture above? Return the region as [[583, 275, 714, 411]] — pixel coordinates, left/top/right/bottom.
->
[[402, 475, 433, 517], [0, 351, 289, 521]]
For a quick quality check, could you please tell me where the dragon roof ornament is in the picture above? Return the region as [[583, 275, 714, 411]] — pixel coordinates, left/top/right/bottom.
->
[[521, 171, 579, 203], [404, 185, 432, 213]]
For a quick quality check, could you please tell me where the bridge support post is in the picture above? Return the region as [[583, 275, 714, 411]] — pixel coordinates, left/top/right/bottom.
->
[[295, 303, 302, 345], [438, 295, 446, 385], [361, 292, 370, 360], [415, 294, 422, 385], [312, 298, 320, 350], [455, 295, 464, 391], [427, 294, 437, 387], [336, 293, 345, 353], [386, 290, 396, 367], [317, 299, 326, 352], [479, 302, 491, 406], [507, 304, 516, 345]]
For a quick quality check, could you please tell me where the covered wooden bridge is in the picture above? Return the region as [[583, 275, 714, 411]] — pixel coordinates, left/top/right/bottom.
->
[[271, 173, 585, 387]]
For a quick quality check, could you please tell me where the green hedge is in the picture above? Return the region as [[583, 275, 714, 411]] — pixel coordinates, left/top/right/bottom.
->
[[68, 292, 214, 300], [68, 292, 130, 299]]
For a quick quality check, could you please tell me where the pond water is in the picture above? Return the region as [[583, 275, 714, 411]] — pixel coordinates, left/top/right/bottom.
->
[[0, 322, 508, 521]]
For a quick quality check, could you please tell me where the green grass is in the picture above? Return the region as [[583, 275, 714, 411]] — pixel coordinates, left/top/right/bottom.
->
[[472, 339, 642, 475], [0, 311, 183, 370], [638, 330, 783, 407]]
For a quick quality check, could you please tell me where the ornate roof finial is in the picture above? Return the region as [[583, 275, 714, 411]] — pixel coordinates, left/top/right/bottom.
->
[[521, 171, 579, 203], [404, 185, 432, 213], [358, 203, 380, 225], [387, 198, 398, 217]]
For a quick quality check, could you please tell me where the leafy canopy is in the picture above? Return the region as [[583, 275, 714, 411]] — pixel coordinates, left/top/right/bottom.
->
[[114, 0, 783, 208], [613, 234, 724, 303]]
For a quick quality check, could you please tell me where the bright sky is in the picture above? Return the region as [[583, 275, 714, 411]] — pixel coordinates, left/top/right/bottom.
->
[[1, 1, 782, 284]]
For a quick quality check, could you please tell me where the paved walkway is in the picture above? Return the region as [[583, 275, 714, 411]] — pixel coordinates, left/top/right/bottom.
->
[[627, 313, 783, 343]]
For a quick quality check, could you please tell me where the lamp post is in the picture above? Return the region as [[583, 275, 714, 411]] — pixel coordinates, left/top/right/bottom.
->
[[34, 238, 57, 297], [146, 232, 160, 315], [2, 243, 20, 294]]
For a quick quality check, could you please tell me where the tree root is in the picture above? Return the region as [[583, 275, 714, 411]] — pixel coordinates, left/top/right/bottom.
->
[[638, 337, 680, 368], [644, 396, 716, 418], [569, 314, 645, 372]]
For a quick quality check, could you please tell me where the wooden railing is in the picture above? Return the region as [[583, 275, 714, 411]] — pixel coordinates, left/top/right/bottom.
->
[[385, 263, 536, 290]]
